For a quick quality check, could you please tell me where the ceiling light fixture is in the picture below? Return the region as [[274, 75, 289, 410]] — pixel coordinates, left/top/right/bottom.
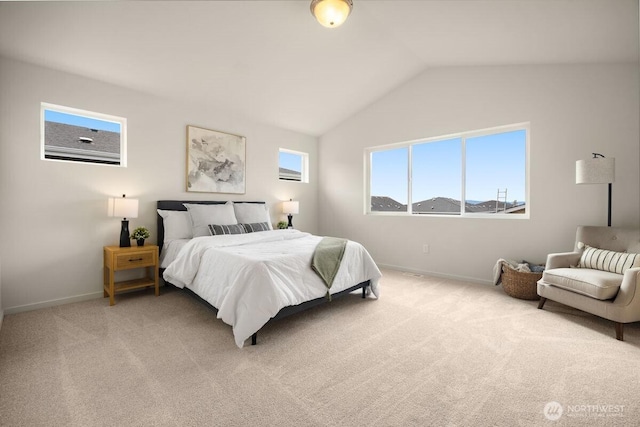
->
[[310, 0, 353, 28]]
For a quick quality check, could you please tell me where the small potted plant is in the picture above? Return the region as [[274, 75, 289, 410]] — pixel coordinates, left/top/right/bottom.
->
[[131, 226, 150, 246], [276, 221, 288, 230]]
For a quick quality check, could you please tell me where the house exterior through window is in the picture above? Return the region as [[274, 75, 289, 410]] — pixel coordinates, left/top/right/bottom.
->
[[41, 103, 127, 166]]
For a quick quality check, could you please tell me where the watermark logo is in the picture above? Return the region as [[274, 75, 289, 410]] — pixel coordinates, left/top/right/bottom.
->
[[544, 401, 564, 421], [543, 401, 626, 420]]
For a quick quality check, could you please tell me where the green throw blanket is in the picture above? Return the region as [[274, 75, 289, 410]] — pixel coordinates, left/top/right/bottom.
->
[[311, 237, 347, 300]]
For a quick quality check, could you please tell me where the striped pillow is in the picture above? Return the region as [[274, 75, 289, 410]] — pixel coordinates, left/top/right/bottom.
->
[[242, 222, 270, 233], [208, 224, 246, 236], [578, 245, 640, 274]]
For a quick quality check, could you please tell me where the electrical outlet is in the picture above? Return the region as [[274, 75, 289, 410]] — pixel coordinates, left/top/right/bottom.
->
[[422, 244, 429, 254]]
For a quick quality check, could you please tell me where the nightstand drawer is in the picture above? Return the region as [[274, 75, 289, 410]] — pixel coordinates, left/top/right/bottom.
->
[[114, 251, 155, 269]]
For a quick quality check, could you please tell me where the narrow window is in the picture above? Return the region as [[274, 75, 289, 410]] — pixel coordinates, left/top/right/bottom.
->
[[370, 147, 408, 212], [465, 129, 526, 214], [412, 138, 462, 215], [41, 103, 127, 166], [279, 149, 309, 183]]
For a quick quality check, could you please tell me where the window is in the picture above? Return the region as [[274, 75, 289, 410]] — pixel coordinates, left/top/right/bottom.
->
[[41, 103, 127, 166], [370, 147, 408, 212], [366, 123, 529, 217], [412, 138, 461, 214], [279, 148, 309, 182]]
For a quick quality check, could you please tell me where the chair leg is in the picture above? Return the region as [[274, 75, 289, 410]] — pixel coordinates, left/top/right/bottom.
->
[[537, 297, 547, 309], [614, 322, 624, 341]]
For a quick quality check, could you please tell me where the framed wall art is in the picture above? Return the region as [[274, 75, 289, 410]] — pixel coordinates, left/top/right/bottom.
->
[[186, 125, 246, 194]]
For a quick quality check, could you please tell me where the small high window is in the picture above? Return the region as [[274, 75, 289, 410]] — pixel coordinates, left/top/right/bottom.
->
[[279, 148, 309, 183], [41, 103, 127, 166]]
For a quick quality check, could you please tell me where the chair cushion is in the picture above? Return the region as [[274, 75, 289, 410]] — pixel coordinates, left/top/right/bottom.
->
[[542, 267, 623, 300]]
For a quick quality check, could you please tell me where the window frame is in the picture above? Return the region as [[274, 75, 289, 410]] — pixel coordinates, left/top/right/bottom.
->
[[364, 122, 530, 219], [278, 148, 309, 183], [41, 102, 127, 167]]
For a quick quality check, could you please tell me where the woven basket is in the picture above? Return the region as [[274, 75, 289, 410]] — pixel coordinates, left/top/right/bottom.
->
[[501, 265, 543, 300]]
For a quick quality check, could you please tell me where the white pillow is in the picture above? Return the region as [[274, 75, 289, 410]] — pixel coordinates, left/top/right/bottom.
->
[[157, 209, 193, 241], [578, 245, 640, 274], [233, 202, 273, 230], [184, 202, 238, 237]]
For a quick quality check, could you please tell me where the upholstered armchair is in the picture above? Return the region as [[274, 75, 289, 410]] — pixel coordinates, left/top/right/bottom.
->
[[537, 226, 640, 340]]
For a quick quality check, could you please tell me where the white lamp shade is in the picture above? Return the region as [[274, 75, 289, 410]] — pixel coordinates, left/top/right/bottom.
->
[[282, 200, 299, 215], [108, 197, 139, 219], [576, 157, 615, 184], [310, 0, 352, 28]]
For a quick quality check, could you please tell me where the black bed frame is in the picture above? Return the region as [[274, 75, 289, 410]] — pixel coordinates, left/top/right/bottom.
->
[[157, 200, 371, 346]]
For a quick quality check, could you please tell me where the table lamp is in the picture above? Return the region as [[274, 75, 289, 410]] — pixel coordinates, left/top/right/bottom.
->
[[108, 194, 139, 247], [282, 199, 299, 229]]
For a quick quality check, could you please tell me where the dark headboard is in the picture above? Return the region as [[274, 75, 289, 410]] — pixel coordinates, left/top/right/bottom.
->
[[156, 200, 266, 254]]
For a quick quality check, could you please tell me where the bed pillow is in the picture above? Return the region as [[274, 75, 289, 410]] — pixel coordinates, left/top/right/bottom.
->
[[184, 202, 238, 237], [233, 202, 273, 230], [208, 224, 246, 236], [242, 222, 270, 233], [578, 245, 640, 274], [157, 209, 193, 241]]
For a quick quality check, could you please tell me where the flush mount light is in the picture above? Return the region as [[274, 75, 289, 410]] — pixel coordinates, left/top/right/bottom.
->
[[310, 0, 353, 28]]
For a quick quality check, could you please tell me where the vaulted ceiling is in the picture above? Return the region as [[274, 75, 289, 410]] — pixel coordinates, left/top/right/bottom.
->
[[0, 1, 637, 136]]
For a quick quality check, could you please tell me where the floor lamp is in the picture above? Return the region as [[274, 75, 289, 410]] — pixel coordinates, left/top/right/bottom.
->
[[576, 153, 615, 226]]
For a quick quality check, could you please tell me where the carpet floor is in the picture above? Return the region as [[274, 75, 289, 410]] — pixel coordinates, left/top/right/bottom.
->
[[1, 268, 639, 426]]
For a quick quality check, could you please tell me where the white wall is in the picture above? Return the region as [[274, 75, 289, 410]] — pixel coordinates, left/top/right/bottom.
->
[[318, 64, 640, 283], [0, 258, 3, 328], [0, 57, 318, 313]]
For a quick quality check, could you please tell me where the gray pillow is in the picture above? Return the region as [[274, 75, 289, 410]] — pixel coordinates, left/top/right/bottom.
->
[[242, 222, 270, 233], [208, 224, 246, 236], [233, 202, 272, 230], [157, 209, 193, 241], [184, 203, 238, 237]]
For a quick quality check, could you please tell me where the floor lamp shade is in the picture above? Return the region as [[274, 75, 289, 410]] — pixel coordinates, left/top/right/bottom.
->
[[576, 157, 615, 185], [108, 195, 139, 247], [576, 155, 615, 226]]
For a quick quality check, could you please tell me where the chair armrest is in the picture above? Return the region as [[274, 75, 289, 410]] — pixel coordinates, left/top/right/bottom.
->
[[613, 267, 640, 307], [545, 251, 581, 270]]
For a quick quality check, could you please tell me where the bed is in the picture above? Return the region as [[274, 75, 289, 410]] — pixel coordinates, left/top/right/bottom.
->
[[157, 200, 381, 348]]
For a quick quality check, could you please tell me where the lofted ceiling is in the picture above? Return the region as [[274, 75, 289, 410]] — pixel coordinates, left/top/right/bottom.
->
[[0, 0, 637, 136]]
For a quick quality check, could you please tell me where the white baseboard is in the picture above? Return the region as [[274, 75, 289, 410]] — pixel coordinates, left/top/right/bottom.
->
[[377, 263, 492, 286], [4, 291, 104, 315]]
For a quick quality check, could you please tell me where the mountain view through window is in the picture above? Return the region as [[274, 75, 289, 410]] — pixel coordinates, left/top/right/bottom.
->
[[368, 125, 528, 216]]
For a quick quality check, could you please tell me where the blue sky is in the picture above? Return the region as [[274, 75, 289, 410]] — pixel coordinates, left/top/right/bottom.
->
[[371, 129, 526, 203], [279, 151, 302, 172], [45, 110, 121, 133]]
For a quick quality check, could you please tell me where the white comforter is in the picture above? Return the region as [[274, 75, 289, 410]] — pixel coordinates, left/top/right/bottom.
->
[[163, 229, 381, 347]]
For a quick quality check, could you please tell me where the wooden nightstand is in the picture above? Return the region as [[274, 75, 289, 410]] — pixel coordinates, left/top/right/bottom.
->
[[103, 245, 159, 306]]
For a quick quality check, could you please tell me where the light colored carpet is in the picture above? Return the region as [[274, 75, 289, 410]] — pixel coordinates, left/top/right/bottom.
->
[[1, 268, 639, 426]]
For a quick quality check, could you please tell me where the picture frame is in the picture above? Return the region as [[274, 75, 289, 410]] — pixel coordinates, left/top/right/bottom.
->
[[186, 125, 246, 194]]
